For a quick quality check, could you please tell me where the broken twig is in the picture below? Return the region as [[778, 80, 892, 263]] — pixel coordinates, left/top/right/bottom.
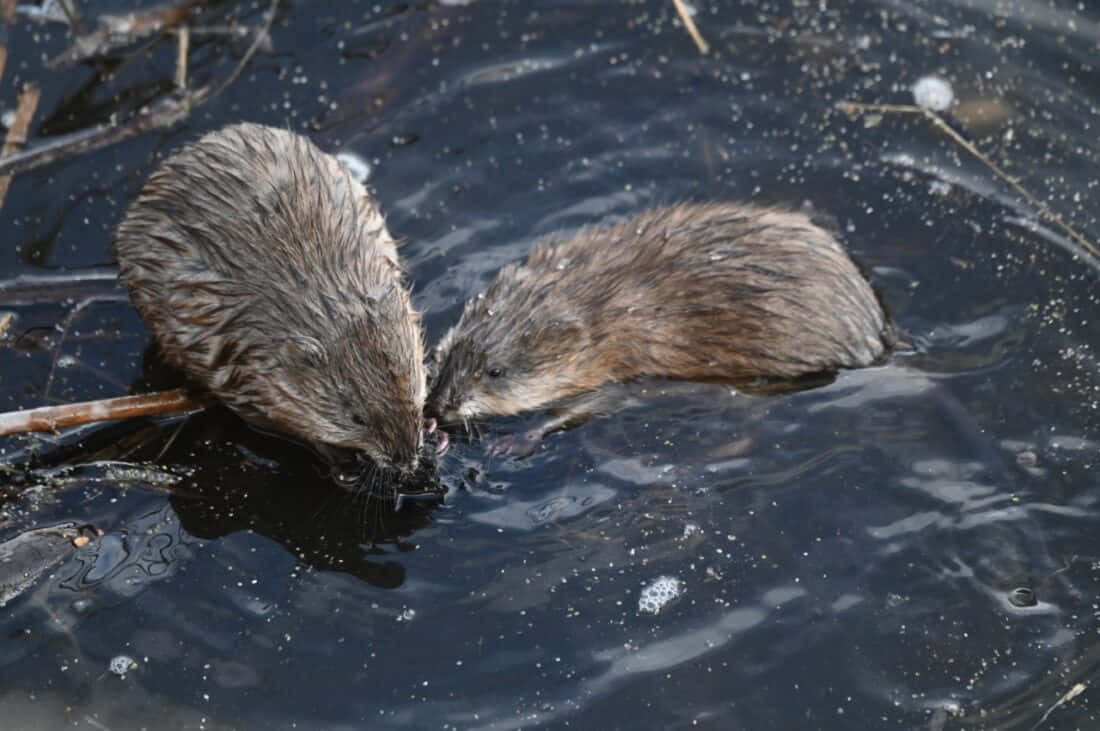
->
[[0, 389, 211, 437], [836, 100, 1099, 261], [0, 0, 278, 179], [0, 84, 41, 210], [47, 0, 203, 68], [671, 0, 708, 54]]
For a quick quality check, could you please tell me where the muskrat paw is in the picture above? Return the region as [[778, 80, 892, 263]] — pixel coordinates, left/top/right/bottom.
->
[[487, 430, 543, 459]]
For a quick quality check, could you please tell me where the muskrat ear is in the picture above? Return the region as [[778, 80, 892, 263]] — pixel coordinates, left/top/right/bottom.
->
[[282, 334, 328, 366]]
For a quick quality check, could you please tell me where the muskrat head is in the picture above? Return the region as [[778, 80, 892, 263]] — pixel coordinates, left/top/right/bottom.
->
[[272, 307, 426, 476], [426, 313, 590, 425]]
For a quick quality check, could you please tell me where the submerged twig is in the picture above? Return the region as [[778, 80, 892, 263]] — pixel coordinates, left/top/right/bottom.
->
[[0, 389, 211, 437], [0, 83, 41, 210], [0, 0, 279, 179], [671, 0, 708, 54], [836, 100, 1100, 261]]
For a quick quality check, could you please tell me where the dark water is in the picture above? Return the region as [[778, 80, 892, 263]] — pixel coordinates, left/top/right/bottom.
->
[[1, 0, 1099, 728]]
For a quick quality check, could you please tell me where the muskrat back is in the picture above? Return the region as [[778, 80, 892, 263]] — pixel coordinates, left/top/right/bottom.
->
[[116, 123, 426, 472], [427, 202, 891, 423]]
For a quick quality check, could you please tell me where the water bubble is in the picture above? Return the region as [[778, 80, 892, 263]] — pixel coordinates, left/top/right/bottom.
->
[[56, 354, 77, 369], [109, 655, 136, 677], [638, 575, 684, 615], [1008, 586, 1037, 608], [912, 76, 954, 111], [682, 523, 702, 538]]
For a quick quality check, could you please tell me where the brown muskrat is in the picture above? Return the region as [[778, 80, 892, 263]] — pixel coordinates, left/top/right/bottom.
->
[[116, 123, 431, 476], [426, 202, 892, 453]]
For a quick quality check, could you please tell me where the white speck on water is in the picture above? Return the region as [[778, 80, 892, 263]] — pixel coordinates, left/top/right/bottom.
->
[[335, 151, 372, 183], [56, 354, 77, 369], [682, 523, 702, 539], [397, 608, 416, 622], [109, 655, 136, 677], [0, 110, 14, 129], [912, 75, 954, 111], [929, 180, 952, 196], [638, 575, 684, 615]]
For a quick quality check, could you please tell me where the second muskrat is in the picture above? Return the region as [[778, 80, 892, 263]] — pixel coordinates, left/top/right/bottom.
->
[[116, 123, 429, 475], [426, 203, 892, 451]]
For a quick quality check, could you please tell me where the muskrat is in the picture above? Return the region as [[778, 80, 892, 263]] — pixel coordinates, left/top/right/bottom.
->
[[426, 202, 892, 454], [116, 123, 429, 475]]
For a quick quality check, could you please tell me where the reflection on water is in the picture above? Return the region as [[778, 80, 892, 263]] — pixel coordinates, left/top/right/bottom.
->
[[1, 0, 1098, 728]]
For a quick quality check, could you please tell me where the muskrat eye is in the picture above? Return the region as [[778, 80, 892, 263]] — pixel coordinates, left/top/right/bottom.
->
[[487, 366, 505, 379], [351, 414, 367, 426]]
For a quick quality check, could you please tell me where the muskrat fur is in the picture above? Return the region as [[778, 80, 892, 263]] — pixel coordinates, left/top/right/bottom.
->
[[426, 203, 892, 430], [116, 123, 427, 474]]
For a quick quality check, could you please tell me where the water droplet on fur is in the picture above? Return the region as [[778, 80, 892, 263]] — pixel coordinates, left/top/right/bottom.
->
[[335, 151, 372, 183]]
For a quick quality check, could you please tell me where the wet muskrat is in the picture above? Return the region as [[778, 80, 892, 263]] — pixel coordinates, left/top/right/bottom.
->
[[426, 203, 892, 453], [116, 123, 431, 479]]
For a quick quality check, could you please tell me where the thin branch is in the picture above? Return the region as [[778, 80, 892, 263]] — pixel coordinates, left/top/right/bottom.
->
[[0, 0, 279, 179], [671, 0, 709, 54], [1030, 683, 1087, 731], [195, 0, 279, 105], [0, 389, 212, 437], [47, 0, 203, 68], [0, 269, 121, 305], [2, 0, 15, 25], [836, 100, 1099, 261], [0, 93, 192, 178], [0, 45, 7, 86], [0, 84, 42, 210]]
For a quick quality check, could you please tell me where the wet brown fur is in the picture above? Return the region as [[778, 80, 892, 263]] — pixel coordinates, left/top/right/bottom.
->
[[427, 203, 890, 422], [116, 123, 426, 471]]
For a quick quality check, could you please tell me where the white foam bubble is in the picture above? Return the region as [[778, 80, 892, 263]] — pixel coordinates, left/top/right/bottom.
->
[[638, 575, 684, 615], [912, 76, 954, 111], [109, 655, 136, 677]]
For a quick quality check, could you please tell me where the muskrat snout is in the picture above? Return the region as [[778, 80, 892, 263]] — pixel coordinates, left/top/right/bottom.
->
[[424, 388, 454, 425]]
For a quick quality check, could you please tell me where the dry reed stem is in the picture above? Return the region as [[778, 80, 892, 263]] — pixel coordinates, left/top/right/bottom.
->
[[671, 0, 708, 54], [0, 46, 7, 86], [176, 24, 190, 89], [836, 100, 1099, 261], [0, 389, 210, 437], [2, 0, 15, 25], [0, 84, 41, 210]]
